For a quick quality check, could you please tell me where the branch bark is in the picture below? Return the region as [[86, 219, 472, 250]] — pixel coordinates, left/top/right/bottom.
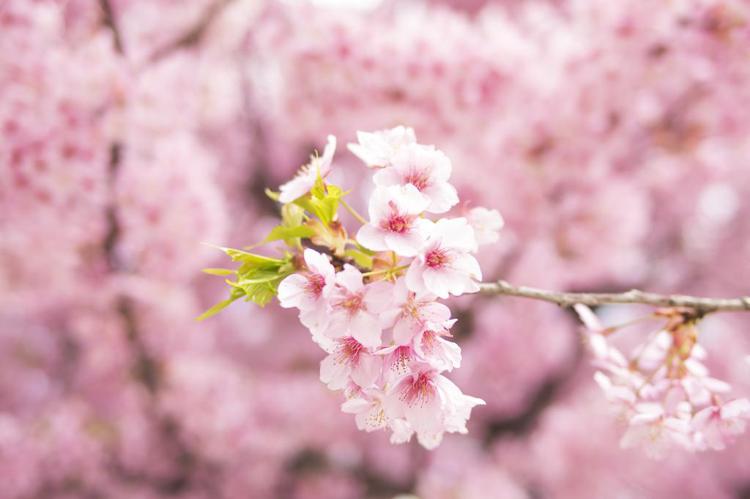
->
[[479, 280, 750, 314]]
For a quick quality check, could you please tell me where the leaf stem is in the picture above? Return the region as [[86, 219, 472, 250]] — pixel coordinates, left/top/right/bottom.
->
[[341, 199, 368, 225], [362, 264, 409, 278]]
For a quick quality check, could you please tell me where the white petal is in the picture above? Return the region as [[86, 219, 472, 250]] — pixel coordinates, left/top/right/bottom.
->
[[423, 182, 459, 214], [351, 354, 382, 388], [357, 224, 388, 252], [350, 312, 383, 349], [422, 269, 451, 299], [304, 249, 334, 278], [335, 264, 364, 292], [320, 354, 350, 390], [384, 231, 425, 257], [276, 274, 308, 309], [363, 281, 393, 312]]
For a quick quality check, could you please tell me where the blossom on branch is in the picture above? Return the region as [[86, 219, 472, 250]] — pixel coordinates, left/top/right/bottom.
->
[[206, 127, 491, 448], [278, 135, 336, 203]]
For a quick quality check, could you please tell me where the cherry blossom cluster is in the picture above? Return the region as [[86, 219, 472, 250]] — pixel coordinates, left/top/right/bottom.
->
[[209, 127, 503, 448], [576, 305, 750, 458]]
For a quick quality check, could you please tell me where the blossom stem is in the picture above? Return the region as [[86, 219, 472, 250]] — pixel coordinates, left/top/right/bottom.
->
[[341, 199, 368, 226], [479, 280, 750, 315], [362, 264, 410, 278]]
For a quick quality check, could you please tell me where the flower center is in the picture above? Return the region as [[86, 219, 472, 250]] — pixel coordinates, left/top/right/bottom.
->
[[400, 371, 436, 407], [404, 169, 430, 191], [340, 292, 364, 314], [338, 337, 364, 364], [420, 330, 436, 353], [390, 346, 413, 375], [306, 273, 326, 298], [385, 214, 410, 234], [425, 248, 449, 269], [404, 293, 421, 319]]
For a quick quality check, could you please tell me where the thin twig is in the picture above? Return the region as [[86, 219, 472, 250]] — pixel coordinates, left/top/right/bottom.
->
[[149, 0, 234, 62], [99, 0, 125, 54], [479, 280, 750, 314], [340, 199, 368, 225]]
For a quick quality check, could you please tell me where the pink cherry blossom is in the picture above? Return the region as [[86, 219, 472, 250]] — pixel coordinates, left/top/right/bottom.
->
[[692, 399, 750, 451], [278, 135, 336, 203], [341, 389, 389, 432], [406, 218, 481, 298], [576, 305, 750, 457], [383, 365, 485, 449], [377, 344, 418, 383], [320, 337, 383, 390], [620, 403, 693, 458], [466, 206, 504, 245], [347, 126, 416, 168], [277, 248, 336, 333], [388, 279, 452, 345], [373, 143, 458, 214], [414, 321, 462, 372], [356, 185, 433, 257], [325, 265, 394, 348]]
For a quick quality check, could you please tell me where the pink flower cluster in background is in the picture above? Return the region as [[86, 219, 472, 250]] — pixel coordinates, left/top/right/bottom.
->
[[576, 305, 750, 457]]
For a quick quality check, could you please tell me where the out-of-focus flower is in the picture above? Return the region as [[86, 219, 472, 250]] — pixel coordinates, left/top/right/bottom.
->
[[692, 399, 750, 451], [576, 305, 750, 457], [347, 126, 416, 168], [467, 207, 504, 245]]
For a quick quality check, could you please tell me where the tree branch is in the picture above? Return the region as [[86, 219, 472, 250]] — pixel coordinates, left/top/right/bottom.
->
[[479, 280, 750, 314], [99, 0, 125, 54]]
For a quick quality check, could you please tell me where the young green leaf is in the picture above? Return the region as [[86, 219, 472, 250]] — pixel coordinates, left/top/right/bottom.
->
[[202, 268, 236, 276], [263, 225, 316, 244]]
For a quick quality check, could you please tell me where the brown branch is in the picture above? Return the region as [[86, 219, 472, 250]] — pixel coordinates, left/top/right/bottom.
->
[[99, 0, 125, 54], [479, 280, 750, 314], [149, 0, 235, 62]]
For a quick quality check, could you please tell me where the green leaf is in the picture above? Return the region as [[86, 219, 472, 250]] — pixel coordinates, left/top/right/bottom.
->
[[281, 203, 306, 227], [201, 246, 295, 317], [196, 294, 240, 321], [234, 270, 283, 286], [263, 225, 316, 244], [294, 183, 344, 225], [228, 275, 281, 307], [202, 268, 235, 276], [221, 247, 284, 268]]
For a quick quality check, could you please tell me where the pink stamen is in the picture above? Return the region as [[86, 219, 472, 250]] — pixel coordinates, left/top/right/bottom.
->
[[404, 169, 430, 191], [425, 248, 449, 269], [384, 214, 411, 234], [338, 292, 364, 315], [306, 273, 326, 298], [336, 337, 364, 365], [400, 371, 437, 407], [389, 346, 413, 375]]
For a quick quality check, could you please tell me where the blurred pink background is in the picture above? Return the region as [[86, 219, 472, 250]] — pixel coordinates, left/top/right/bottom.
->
[[2, 0, 750, 497]]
